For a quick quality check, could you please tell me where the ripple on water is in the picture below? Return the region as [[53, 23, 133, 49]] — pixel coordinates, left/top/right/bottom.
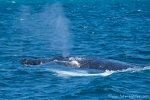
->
[[0, 1, 150, 100]]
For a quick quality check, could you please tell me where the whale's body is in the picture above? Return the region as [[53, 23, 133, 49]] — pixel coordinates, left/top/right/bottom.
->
[[20, 56, 136, 71]]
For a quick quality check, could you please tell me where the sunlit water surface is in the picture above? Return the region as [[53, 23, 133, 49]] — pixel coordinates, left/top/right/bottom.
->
[[0, 0, 150, 100]]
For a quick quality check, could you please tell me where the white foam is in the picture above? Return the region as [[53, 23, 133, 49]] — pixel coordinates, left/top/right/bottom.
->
[[45, 64, 150, 78], [55, 66, 150, 78], [142, 66, 150, 70], [137, 9, 142, 12], [20, 18, 24, 21], [68, 57, 83, 61], [11, 1, 16, 3], [132, 66, 150, 72], [46, 68, 115, 78], [69, 61, 80, 68], [117, 66, 150, 73]]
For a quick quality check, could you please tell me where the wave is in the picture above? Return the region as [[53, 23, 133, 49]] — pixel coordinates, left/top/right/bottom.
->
[[44, 65, 150, 78], [50, 69, 115, 77]]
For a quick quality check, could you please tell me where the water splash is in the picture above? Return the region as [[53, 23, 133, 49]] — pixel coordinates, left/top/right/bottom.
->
[[48, 3, 72, 56], [53, 70, 114, 78], [17, 3, 72, 56], [44, 64, 150, 78], [45, 67, 115, 78]]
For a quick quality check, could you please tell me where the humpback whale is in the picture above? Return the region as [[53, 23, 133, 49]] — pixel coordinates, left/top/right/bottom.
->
[[20, 56, 137, 71]]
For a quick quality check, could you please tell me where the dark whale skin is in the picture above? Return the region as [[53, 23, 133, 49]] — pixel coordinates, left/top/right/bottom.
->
[[20, 56, 136, 71]]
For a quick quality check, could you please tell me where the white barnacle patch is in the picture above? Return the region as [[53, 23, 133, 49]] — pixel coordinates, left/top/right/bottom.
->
[[99, 65, 103, 68], [25, 60, 28, 63], [69, 61, 80, 68], [69, 57, 75, 60], [40, 61, 43, 64], [69, 57, 83, 61]]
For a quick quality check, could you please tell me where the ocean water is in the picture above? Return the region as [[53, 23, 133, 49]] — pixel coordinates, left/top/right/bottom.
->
[[0, 0, 150, 100]]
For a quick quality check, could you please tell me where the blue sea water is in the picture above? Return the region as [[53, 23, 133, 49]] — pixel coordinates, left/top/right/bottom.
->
[[0, 0, 150, 100]]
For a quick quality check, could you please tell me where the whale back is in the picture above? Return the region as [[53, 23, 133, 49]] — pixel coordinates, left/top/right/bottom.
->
[[76, 58, 135, 70], [20, 56, 136, 71]]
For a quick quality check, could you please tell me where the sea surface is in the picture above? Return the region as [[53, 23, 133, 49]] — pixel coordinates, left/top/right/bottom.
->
[[0, 0, 150, 100]]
